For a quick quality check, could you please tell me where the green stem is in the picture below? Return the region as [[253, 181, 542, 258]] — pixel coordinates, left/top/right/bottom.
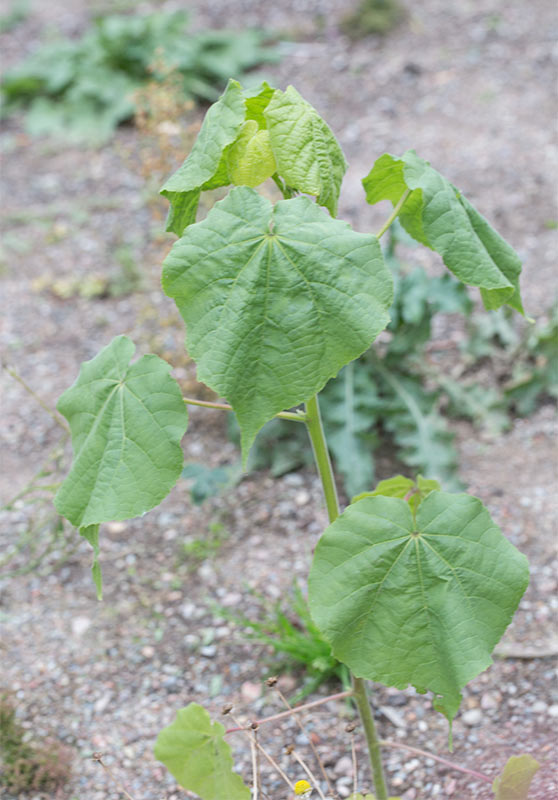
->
[[304, 394, 339, 524], [352, 677, 389, 800], [182, 396, 306, 423], [375, 189, 411, 239], [304, 393, 389, 799]]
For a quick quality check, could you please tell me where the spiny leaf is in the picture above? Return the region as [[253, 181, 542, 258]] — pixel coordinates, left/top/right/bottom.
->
[[309, 491, 529, 726], [264, 85, 348, 215], [374, 363, 460, 487], [54, 335, 188, 528], [492, 754, 540, 800], [154, 703, 250, 800], [163, 187, 392, 462], [363, 151, 524, 312]]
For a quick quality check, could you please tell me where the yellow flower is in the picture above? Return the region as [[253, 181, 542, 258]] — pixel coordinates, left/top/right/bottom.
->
[[294, 779, 312, 797]]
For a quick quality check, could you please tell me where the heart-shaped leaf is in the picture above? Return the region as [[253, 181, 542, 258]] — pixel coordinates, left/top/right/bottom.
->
[[163, 186, 393, 461], [154, 704, 250, 800], [363, 151, 524, 312], [55, 335, 188, 528], [309, 491, 529, 723]]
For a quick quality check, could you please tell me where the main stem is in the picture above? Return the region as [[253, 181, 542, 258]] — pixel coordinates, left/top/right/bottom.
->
[[304, 393, 389, 800]]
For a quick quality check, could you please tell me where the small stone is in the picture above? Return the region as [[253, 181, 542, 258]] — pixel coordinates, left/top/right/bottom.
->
[[94, 693, 112, 714], [462, 708, 482, 726], [141, 645, 155, 658], [333, 755, 353, 775], [548, 705, 558, 717], [532, 700, 547, 713], [107, 521, 126, 533], [295, 490, 310, 506], [481, 691, 501, 710], [71, 616, 92, 637], [240, 681, 261, 703], [200, 645, 217, 657]]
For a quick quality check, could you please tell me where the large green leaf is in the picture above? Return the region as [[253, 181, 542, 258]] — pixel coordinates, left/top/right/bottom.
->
[[154, 703, 250, 800], [54, 335, 188, 528], [492, 754, 540, 800], [308, 491, 529, 724], [362, 151, 524, 312], [160, 79, 247, 235], [163, 187, 393, 460], [264, 85, 348, 215]]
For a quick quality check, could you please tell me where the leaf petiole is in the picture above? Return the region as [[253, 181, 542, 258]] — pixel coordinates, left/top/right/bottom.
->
[[375, 188, 411, 239], [182, 396, 307, 423]]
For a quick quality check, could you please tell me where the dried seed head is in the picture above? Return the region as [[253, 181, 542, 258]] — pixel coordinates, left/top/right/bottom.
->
[[284, 743, 295, 755], [265, 675, 278, 687], [221, 704, 233, 715], [345, 721, 357, 733], [250, 721, 259, 730]]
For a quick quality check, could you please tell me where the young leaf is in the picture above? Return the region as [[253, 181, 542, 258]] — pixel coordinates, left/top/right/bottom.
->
[[163, 187, 393, 462], [226, 120, 276, 187], [161, 79, 246, 235], [308, 491, 529, 725], [264, 85, 348, 215], [492, 754, 540, 800], [363, 151, 524, 312], [54, 335, 188, 528], [154, 703, 250, 800]]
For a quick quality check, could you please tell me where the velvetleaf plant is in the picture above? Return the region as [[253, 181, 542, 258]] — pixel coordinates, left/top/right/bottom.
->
[[54, 79, 535, 798]]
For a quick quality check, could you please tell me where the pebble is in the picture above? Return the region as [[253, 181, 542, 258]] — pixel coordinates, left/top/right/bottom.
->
[[548, 704, 558, 717], [462, 708, 483, 726], [200, 645, 217, 657], [333, 755, 353, 775], [71, 616, 92, 637]]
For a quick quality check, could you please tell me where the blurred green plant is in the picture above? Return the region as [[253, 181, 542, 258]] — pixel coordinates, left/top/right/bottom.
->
[[0, 0, 29, 35], [0, 691, 72, 793], [181, 462, 242, 506], [180, 521, 229, 566], [222, 583, 350, 702], [0, 10, 279, 143], [340, 0, 404, 38]]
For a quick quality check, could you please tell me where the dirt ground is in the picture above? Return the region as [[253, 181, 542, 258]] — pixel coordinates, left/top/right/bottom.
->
[[1, 1, 557, 798]]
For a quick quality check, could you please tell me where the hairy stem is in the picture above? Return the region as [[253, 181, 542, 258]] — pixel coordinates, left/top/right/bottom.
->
[[182, 396, 306, 422], [375, 189, 411, 239], [304, 392, 389, 799]]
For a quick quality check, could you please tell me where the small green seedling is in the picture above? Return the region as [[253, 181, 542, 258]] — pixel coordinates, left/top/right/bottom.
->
[[54, 80, 536, 799]]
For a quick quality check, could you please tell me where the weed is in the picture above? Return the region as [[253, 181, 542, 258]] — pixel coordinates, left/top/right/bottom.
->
[[0, 692, 72, 794], [223, 583, 351, 702], [1, 10, 280, 143], [341, 0, 404, 38]]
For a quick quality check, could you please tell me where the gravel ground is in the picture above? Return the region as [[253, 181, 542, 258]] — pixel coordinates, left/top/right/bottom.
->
[[1, 1, 557, 798]]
